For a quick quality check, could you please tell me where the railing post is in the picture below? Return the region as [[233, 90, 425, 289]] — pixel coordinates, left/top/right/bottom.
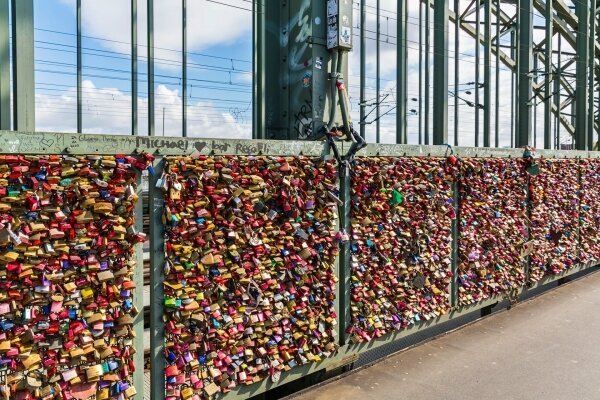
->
[[577, 157, 582, 263], [525, 161, 532, 284], [339, 160, 352, 346], [132, 169, 146, 399], [0, 0, 9, 130], [149, 158, 166, 400], [450, 178, 460, 307]]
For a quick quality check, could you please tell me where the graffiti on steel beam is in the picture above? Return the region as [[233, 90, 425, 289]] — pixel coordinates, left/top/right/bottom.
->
[[294, 97, 314, 140]]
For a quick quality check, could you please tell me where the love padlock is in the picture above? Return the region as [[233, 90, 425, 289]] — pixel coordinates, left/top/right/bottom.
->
[[162, 155, 340, 397], [0, 154, 143, 399], [458, 158, 528, 305], [348, 156, 458, 343], [529, 159, 579, 280], [580, 159, 600, 263]]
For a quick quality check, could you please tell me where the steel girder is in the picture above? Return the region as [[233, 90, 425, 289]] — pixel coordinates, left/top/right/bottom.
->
[[424, 0, 599, 143]]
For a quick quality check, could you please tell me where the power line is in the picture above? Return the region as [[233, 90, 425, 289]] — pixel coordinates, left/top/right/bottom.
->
[[36, 27, 252, 64]]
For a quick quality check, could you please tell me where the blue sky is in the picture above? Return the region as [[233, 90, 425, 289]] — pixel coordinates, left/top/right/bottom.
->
[[34, 0, 254, 137], [32, 1, 575, 147]]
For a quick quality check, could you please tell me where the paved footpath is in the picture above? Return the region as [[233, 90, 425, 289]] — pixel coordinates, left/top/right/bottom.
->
[[294, 271, 600, 400]]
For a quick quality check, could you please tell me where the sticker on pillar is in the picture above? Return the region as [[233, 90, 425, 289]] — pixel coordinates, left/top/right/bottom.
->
[[302, 71, 313, 88], [315, 57, 323, 70], [340, 26, 351, 45]]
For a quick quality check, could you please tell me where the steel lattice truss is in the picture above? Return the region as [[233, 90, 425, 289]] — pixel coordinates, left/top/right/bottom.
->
[[445, 0, 598, 147]]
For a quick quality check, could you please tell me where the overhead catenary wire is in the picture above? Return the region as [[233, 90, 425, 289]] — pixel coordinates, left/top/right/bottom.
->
[[32, 1, 585, 146]]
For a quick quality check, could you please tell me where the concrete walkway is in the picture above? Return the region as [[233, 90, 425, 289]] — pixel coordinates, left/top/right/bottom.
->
[[295, 271, 600, 400]]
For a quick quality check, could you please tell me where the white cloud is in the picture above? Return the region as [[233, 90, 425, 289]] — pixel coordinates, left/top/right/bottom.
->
[[60, 0, 252, 58], [35, 79, 251, 138], [346, 1, 558, 147]]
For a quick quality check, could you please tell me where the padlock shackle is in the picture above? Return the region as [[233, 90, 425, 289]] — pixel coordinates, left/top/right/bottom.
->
[[443, 143, 454, 157]]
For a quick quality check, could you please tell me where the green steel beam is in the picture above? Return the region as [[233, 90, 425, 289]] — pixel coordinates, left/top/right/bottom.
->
[[148, 0, 155, 137], [475, 1, 481, 147], [494, 0, 500, 148], [444, 0, 588, 143], [253, 0, 266, 140], [397, 0, 407, 144], [534, 57, 538, 147], [425, 0, 431, 145], [544, 0, 553, 149], [376, 0, 381, 143], [0, 0, 9, 130], [77, 0, 82, 133], [433, 0, 449, 145], [263, 1, 338, 140], [132, 0, 138, 136], [11, 0, 35, 131], [588, 0, 596, 150], [182, 0, 187, 137], [511, 30, 515, 148], [556, 35, 562, 149], [575, 0, 589, 150], [360, 0, 366, 139], [517, 0, 533, 148], [454, 0, 459, 146], [483, 0, 491, 147], [419, 2, 423, 144]]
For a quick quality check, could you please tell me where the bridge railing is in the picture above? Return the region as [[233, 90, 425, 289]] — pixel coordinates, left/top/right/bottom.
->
[[0, 131, 598, 400]]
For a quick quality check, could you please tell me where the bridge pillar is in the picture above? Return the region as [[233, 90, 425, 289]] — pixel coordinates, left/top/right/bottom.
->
[[264, 0, 352, 140]]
